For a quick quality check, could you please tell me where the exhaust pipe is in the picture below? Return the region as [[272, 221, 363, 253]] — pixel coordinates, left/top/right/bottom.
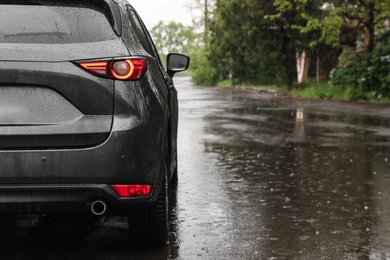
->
[[90, 200, 107, 216]]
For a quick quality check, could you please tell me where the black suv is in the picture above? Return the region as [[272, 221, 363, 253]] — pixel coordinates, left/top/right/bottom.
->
[[0, 0, 189, 247]]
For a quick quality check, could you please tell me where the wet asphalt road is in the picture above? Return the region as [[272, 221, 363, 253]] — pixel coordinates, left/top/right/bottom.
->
[[3, 76, 390, 259]]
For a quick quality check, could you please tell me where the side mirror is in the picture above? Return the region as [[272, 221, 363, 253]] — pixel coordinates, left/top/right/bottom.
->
[[167, 53, 190, 77]]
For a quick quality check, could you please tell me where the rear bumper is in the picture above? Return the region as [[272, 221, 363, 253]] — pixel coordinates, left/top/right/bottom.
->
[[0, 113, 166, 215], [0, 112, 167, 185], [0, 184, 160, 215], [0, 75, 169, 216]]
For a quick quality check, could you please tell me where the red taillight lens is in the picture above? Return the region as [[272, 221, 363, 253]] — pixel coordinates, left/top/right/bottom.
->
[[79, 61, 109, 77], [111, 60, 134, 80], [77, 58, 147, 80], [111, 184, 152, 197]]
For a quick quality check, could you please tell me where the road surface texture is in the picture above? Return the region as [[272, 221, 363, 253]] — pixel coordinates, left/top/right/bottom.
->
[[2, 76, 390, 259]]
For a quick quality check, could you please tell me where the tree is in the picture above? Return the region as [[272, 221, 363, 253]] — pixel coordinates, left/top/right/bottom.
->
[[209, 0, 304, 88], [197, 0, 389, 92], [150, 21, 196, 64], [335, 0, 390, 53], [186, 0, 216, 44], [269, 0, 344, 83]]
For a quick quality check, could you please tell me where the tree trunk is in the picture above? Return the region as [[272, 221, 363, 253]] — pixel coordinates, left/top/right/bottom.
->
[[316, 46, 341, 83], [204, 0, 208, 43], [364, 2, 375, 53], [280, 26, 296, 90], [316, 57, 330, 83], [296, 50, 310, 83]]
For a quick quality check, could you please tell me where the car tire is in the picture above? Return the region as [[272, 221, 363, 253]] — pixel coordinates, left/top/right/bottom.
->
[[128, 165, 169, 248]]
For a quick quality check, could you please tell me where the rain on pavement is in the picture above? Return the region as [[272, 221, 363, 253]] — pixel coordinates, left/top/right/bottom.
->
[[2, 76, 390, 259]]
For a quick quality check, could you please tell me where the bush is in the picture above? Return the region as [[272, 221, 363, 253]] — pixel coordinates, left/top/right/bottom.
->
[[365, 32, 390, 96], [191, 49, 219, 86], [329, 47, 367, 89], [330, 32, 390, 100]]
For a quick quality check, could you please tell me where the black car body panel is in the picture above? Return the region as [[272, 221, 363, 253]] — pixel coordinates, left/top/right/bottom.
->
[[0, 40, 129, 61], [0, 0, 188, 222], [0, 184, 160, 214], [0, 60, 116, 149]]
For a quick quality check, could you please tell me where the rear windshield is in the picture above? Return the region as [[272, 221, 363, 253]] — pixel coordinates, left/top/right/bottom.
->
[[0, 1, 118, 44]]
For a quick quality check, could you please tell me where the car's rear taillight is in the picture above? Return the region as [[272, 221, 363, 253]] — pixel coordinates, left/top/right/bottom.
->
[[79, 61, 109, 77], [77, 58, 148, 80], [111, 184, 152, 197], [110, 59, 147, 80]]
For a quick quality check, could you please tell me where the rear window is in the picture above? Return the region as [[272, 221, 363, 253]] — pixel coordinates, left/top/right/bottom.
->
[[0, 1, 118, 44]]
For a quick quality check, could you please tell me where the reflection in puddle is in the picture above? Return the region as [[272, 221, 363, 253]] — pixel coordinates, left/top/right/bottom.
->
[[180, 83, 390, 259], [294, 107, 308, 142]]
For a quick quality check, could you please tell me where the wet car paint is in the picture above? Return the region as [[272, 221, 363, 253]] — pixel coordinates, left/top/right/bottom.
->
[[2, 76, 390, 259]]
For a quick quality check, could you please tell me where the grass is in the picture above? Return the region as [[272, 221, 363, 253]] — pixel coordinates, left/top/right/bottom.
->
[[217, 79, 233, 88], [214, 78, 390, 104], [217, 79, 279, 92], [291, 81, 339, 100], [291, 80, 390, 103], [175, 70, 193, 77]]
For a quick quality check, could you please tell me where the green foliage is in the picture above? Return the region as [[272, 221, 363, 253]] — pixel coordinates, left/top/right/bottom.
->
[[217, 79, 233, 88], [191, 48, 219, 86], [329, 47, 367, 89], [268, 0, 330, 48], [150, 21, 196, 65], [292, 81, 337, 99], [186, 0, 215, 43], [292, 80, 374, 101], [188, 0, 389, 97], [334, 0, 390, 27], [330, 32, 390, 99], [364, 33, 390, 96], [209, 0, 297, 88], [291, 11, 343, 48], [334, 0, 390, 52]]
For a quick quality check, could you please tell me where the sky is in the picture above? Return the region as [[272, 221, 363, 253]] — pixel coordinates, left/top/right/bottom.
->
[[129, 0, 193, 29]]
